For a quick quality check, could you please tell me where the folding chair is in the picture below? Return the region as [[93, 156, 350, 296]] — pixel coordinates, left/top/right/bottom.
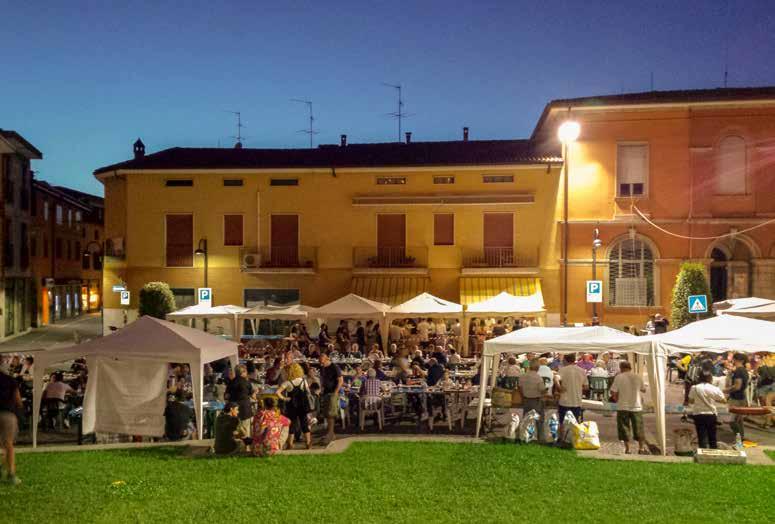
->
[[359, 396, 384, 431]]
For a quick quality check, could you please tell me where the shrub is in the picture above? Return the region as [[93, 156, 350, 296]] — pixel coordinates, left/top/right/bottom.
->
[[670, 262, 712, 328], [138, 282, 176, 319]]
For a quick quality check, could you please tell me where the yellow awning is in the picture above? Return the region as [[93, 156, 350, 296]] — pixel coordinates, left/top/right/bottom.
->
[[459, 277, 541, 306], [351, 276, 429, 306]]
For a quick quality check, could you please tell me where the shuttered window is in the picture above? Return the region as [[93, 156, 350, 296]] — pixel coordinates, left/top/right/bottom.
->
[[224, 214, 243, 246], [715, 136, 746, 195], [433, 213, 454, 246], [166, 214, 193, 267], [608, 237, 655, 306], [616, 144, 648, 196]]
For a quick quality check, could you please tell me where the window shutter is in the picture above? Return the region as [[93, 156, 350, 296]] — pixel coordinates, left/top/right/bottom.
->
[[617, 145, 648, 195], [434, 214, 454, 246], [224, 215, 243, 246], [166, 214, 193, 267], [715, 136, 746, 195]]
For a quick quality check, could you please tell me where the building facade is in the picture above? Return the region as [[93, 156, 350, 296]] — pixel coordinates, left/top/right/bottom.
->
[[95, 87, 775, 337], [0, 130, 41, 340]]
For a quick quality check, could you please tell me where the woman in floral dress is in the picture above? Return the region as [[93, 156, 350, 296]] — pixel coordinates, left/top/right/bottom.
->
[[252, 397, 290, 457]]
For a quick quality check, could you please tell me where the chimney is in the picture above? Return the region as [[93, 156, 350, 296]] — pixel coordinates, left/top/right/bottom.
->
[[340, 134, 347, 147], [234, 141, 243, 149], [463, 127, 469, 142], [133, 138, 145, 159], [405, 132, 412, 144]]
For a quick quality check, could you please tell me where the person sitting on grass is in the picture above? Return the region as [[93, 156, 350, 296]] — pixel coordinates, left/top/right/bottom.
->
[[252, 397, 290, 457], [164, 389, 193, 441], [609, 361, 649, 455], [214, 402, 246, 456]]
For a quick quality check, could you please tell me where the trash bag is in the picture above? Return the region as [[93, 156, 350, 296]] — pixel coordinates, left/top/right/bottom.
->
[[559, 411, 578, 446], [543, 413, 559, 444], [517, 409, 540, 443], [673, 428, 696, 456], [503, 411, 520, 441], [572, 421, 601, 450]]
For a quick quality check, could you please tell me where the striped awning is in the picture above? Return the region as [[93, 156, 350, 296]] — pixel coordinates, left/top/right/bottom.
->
[[459, 277, 541, 306], [351, 276, 429, 306]]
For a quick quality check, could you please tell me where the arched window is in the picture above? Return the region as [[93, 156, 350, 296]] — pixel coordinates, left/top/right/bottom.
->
[[715, 136, 746, 195], [608, 237, 655, 306]]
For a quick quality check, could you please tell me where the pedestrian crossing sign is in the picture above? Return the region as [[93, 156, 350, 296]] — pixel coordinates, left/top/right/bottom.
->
[[688, 294, 708, 314]]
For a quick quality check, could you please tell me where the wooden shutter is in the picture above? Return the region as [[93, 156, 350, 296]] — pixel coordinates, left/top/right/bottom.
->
[[270, 215, 299, 266], [166, 214, 193, 267], [377, 214, 406, 265], [483, 213, 513, 266], [224, 215, 243, 246], [434, 214, 454, 246]]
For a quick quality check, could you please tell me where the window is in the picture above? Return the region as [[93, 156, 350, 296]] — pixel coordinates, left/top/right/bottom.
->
[[68, 209, 72, 228], [224, 214, 244, 246], [433, 214, 454, 246], [75, 241, 81, 261], [55, 238, 63, 259], [20, 223, 28, 269], [56, 205, 63, 225], [223, 179, 244, 187], [30, 234, 37, 257], [43, 200, 49, 221], [82, 251, 90, 270], [165, 179, 194, 187], [171, 288, 196, 309], [165, 214, 194, 267], [715, 136, 746, 195], [93, 252, 102, 270], [75, 211, 82, 223], [376, 176, 406, 185], [483, 175, 513, 183], [433, 176, 455, 184], [617, 144, 648, 197], [3, 220, 11, 267], [270, 178, 299, 186], [243, 288, 300, 335], [94, 230, 99, 240], [608, 237, 655, 306], [67, 240, 72, 260], [43, 235, 49, 257]]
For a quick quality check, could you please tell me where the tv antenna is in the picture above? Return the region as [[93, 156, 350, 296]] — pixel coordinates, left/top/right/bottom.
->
[[225, 110, 246, 145], [291, 99, 318, 148], [382, 82, 412, 142]]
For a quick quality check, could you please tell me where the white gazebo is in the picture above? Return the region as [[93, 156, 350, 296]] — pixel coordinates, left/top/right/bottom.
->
[[311, 293, 392, 350], [166, 304, 250, 340], [388, 292, 463, 331], [713, 296, 775, 320], [237, 303, 313, 338], [653, 313, 775, 353], [31, 316, 239, 447], [476, 326, 665, 453], [463, 291, 547, 355]]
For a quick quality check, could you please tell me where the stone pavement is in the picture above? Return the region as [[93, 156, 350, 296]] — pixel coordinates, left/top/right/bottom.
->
[[0, 312, 102, 352]]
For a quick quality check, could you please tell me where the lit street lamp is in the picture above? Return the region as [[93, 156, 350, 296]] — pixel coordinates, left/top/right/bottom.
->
[[194, 238, 208, 331], [592, 226, 602, 320], [559, 119, 580, 326]]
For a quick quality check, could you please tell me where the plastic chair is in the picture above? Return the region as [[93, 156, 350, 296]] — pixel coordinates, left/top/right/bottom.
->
[[444, 391, 470, 431], [588, 376, 609, 401], [359, 396, 384, 431]]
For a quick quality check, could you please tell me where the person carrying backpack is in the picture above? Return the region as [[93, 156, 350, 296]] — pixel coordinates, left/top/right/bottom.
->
[[276, 365, 313, 449]]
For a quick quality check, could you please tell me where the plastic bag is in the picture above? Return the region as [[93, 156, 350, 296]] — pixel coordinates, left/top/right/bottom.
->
[[559, 411, 578, 446], [572, 421, 601, 450], [673, 428, 696, 456], [517, 409, 540, 443], [543, 413, 559, 444], [503, 411, 520, 441]]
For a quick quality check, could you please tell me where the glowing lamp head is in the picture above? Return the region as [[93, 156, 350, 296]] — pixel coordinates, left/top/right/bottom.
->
[[558, 120, 580, 144]]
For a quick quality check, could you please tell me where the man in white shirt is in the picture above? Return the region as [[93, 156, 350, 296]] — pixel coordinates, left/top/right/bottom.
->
[[43, 372, 74, 402], [434, 320, 447, 337], [417, 319, 431, 348], [610, 361, 648, 454], [556, 353, 588, 426], [389, 322, 402, 345]]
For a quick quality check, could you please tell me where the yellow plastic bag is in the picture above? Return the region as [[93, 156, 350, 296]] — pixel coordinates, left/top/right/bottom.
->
[[572, 421, 600, 450]]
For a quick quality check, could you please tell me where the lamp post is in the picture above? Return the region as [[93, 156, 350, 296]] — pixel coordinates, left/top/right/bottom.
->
[[82, 240, 104, 331], [194, 238, 208, 331], [592, 226, 602, 320], [558, 119, 580, 326]]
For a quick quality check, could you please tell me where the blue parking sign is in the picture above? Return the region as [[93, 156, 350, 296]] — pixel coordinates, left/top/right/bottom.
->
[[586, 280, 603, 303], [198, 287, 212, 307]]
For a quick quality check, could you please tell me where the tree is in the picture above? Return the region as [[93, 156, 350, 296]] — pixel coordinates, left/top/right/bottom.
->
[[670, 262, 712, 329], [139, 282, 176, 319]]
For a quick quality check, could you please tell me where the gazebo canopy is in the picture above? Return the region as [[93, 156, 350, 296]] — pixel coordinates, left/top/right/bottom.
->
[[465, 291, 545, 317], [484, 325, 652, 355], [713, 296, 775, 320], [388, 292, 462, 319], [166, 304, 249, 319], [312, 293, 391, 320], [239, 303, 311, 320], [653, 314, 775, 354]]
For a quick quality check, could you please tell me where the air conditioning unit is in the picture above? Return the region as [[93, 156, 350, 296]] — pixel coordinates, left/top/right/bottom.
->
[[242, 252, 261, 268]]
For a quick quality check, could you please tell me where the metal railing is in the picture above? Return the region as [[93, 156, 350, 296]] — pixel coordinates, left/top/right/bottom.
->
[[353, 246, 428, 269], [461, 246, 539, 268], [240, 246, 317, 270]]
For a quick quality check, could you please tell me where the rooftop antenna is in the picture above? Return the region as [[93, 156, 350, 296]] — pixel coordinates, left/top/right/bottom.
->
[[382, 82, 413, 142], [723, 0, 730, 87], [291, 99, 318, 148], [225, 110, 245, 145]]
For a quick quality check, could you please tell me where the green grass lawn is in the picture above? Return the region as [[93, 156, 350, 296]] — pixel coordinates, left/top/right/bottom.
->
[[4, 442, 773, 523]]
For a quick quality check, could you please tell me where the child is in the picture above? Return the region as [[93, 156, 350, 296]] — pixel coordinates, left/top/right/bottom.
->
[[251, 397, 290, 457]]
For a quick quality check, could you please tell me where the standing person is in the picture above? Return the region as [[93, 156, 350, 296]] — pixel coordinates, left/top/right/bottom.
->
[[355, 321, 366, 352], [726, 353, 749, 440], [276, 365, 313, 449], [492, 319, 507, 338], [653, 314, 669, 334], [225, 365, 255, 438], [688, 372, 726, 449], [519, 360, 548, 442], [645, 315, 656, 335], [556, 353, 589, 425], [0, 366, 23, 485], [319, 352, 343, 443], [609, 361, 649, 454], [417, 318, 431, 349]]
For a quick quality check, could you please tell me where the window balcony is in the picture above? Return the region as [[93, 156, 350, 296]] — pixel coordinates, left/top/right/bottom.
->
[[352, 246, 428, 274], [461, 246, 539, 274], [240, 246, 317, 274]]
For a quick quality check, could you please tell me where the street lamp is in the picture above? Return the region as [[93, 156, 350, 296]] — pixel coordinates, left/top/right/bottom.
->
[[194, 238, 208, 331], [592, 226, 602, 320], [558, 118, 580, 326], [82, 240, 104, 329]]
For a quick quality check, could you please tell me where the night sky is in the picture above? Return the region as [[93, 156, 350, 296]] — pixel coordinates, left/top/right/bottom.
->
[[2, 0, 773, 194]]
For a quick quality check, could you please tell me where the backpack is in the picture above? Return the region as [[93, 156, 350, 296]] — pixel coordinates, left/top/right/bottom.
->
[[686, 359, 703, 385], [289, 380, 312, 413]]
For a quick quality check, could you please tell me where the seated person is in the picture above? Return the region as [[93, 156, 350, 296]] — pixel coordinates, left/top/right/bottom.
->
[[360, 368, 382, 398], [411, 349, 426, 370], [447, 347, 461, 365], [252, 397, 290, 457], [431, 346, 448, 367], [367, 344, 385, 361], [42, 372, 74, 403], [164, 389, 193, 441], [589, 361, 609, 378], [426, 358, 445, 387], [372, 360, 388, 381], [436, 369, 456, 389], [214, 402, 246, 455]]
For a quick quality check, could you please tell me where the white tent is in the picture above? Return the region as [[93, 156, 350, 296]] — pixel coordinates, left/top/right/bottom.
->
[[237, 303, 314, 339], [388, 292, 462, 320], [32, 316, 239, 447], [463, 291, 547, 356], [166, 304, 250, 340], [713, 296, 775, 320], [311, 293, 391, 350], [653, 314, 775, 354], [476, 326, 667, 454]]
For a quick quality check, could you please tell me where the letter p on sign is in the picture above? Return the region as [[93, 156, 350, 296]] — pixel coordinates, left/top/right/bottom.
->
[[586, 280, 603, 303]]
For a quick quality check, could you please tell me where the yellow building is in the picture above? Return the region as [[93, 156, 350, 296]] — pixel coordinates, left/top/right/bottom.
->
[[95, 135, 562, 337]]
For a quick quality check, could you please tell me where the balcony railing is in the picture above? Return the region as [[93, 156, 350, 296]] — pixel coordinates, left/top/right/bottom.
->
[[353, 246, 428, 269], [240, 246, 317, 271], [462, 246, 539, 268]]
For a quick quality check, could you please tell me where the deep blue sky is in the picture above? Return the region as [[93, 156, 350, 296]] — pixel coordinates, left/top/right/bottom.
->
[[2, 0, 774, 195]]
